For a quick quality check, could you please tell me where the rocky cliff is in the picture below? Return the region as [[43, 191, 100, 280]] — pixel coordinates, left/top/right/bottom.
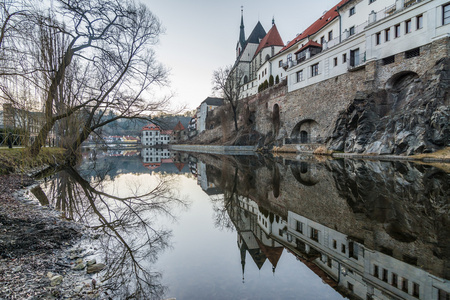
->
[[328, 57, 450, 155]]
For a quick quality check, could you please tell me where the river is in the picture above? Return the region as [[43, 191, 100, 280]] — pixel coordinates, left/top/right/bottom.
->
[[31, 148, 450, 300]]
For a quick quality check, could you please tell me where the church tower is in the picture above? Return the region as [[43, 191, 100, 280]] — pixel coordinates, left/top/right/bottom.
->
[[236, 6, 246, 58]]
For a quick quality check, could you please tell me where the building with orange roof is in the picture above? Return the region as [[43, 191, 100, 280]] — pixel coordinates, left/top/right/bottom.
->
[[141, 122, 171, 146]]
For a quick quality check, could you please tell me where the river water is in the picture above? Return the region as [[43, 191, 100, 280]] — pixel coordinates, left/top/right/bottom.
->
[[32, 148, 450, 300]]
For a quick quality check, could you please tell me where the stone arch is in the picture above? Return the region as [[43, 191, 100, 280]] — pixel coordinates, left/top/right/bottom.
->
[[290, 119, 319, 143], [290, 162, 319, 186], [385, 71, 419, 93], [273, 104, 280, 136]]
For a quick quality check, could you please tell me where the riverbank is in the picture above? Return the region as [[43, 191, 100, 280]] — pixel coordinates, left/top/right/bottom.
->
[[0, 173, 107, 299]]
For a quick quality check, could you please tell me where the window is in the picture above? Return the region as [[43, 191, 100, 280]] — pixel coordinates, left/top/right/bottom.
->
[[349, 26, 355, 36], [373, 265, 379, 277], [382, 269, 388, 282], [333, 240, 337, 249], [405, 19, 412, 33], [413, 283, 420, 298], [333, 57, 338, 67], [369, 0, 376, 3], [296, 220, 303, 233], [383, 55, 395, 65], [401, 278, 408, 292], [405, 47, 420, 59], [320, 36, 325, 44], [279, 60, 283, 67], [327, 258, 332, 268], [341, 244, 346, 253], [385, 28, 390, 41], [287, 53, 292, 62], [296, 70, 303, 82], [375, 32, 381, 45], [279, 229, 284, 236], [444, 4, 450, 25], [310, 227, 319, 241], [350, 48, 360, 67], [328, 30, 333, 41], [395, 24, 401, 38], [416, 14, 423, 29], [392, 273, 398, 288], [349, 7, 355, 16], [311, 63, 319, 77], [347, 282, 354, 292], [343, 53, 347, 63]]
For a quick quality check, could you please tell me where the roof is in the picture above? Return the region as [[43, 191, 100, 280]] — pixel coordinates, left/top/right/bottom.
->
[[246, 21, 266, 44], [173, 121, 185, 131], [254, 24, 284, 58], [280, 0, 349, 53], [294, 40, 323, 54], [142, 123, 161, 131], [202, 97, 224, 106], [161, 129, 173, 135]]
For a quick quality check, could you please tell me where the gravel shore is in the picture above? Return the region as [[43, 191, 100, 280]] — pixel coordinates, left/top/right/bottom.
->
[[0, 174, 103, 299]]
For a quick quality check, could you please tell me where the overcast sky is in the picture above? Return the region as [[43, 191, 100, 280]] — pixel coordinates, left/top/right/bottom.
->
[[142, 0, 339, 111]]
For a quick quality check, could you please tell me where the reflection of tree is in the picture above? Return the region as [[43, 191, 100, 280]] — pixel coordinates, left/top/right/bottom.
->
[[33, 164, 187, 299]]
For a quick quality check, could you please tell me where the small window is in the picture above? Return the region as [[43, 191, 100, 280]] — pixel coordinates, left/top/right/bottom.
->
[[287, 53, 292, 62], [328, 30, 333, 41], [296, 70, 303, 82], [382, 269, 388, 282], [311, 63, 319, 77], [375, 32, 381, 45], [343, 53, 347, 63], [349, 7, 355, 16], [333, 240, 337, 249], [395, 24, 401, 38], [373, 265, 379, 277], [341, 244, 346, 253], [413, 282, 420, 298], [347, 282, 354, 292], [279, 60, 283, 67], [327, 258, 332, 268], [392, 273, 398, 288], [310, 227, 319, 241], [385, 28, 390, 41], [382, 55, 395, 65], [405, 47, 420, 59], [349, 26, 355, 36], [369, 0, 376, 3], [320, 36, 325, 44], [296, 220, 303, 233], [444, 4, 450, 25], [405, 19, 412, 33], [401, 278, 408, 292], [333, 57, 338, 67], [416, 14, 423, 29], [279, 229, 284, 236]]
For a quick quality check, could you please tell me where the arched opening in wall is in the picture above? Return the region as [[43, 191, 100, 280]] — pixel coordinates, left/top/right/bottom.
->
[[385, 71, 419, 93], [290, 162, 319, 186], [272, 104, 280, 136], [265, 54, 270, 62], [244, 75, 248, 84], [290, 119, 319, 144]]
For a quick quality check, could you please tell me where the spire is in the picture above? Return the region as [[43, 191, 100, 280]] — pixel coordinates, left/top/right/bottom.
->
[[272, 16, 275, 26], [239, 6, 246, 47]]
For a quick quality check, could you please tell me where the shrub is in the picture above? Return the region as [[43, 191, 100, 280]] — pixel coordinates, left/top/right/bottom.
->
[[269, 75, 274, 87], [275, 75, 280, 84]]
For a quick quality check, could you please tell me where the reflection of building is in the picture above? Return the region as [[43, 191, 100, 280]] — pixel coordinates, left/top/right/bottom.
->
[[196, 161, 222, 195], [141, 123, 171, 146], [171, 121, 187, 143], [229, 193, 450, 300]]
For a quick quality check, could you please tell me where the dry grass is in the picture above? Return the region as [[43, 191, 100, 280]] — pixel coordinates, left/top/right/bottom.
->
[[0, 147, 66, 174], [411, 147, 450, 159], [313, 146, 333, 155]]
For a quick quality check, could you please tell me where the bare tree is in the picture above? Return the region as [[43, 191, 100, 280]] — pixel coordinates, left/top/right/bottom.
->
[[212, 65, 245, 132], [23, 0, 169, 157]]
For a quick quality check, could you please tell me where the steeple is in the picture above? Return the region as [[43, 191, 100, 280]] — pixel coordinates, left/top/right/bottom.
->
[[239, 6, 246, 47]]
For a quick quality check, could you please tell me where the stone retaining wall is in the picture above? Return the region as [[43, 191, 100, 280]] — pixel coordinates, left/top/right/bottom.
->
[[170, 144, 256, 155]]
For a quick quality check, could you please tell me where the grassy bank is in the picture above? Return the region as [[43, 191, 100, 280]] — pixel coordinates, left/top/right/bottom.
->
[[0, 147, 66, 175]]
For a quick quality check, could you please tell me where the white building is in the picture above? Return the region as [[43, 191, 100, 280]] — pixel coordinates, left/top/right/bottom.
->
[[196, 97, 224, 133], [141, 123, 171, 146]]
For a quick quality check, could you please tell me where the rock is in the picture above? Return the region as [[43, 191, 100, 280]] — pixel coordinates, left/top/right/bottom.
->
[[47, 272, 54, 279], [74, 285, 84, 293], [50, 275, 63, 286], [86, 263, 106, 274], [73, 263, 85, 271], [86, 259, 96, 266], [75, 258, 83, 264]]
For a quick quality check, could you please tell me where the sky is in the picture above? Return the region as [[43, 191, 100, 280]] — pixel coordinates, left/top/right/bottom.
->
[[142, 0, 339, 111]]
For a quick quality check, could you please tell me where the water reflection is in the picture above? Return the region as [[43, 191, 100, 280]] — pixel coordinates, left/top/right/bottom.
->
[[194, 153, 450, 300], [34, 153, 188, 299]]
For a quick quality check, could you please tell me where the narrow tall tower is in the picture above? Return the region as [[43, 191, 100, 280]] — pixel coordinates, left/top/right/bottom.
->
[[236, 6, 246, 58]]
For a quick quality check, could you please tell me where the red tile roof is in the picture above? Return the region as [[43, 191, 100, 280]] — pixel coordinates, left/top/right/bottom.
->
[[294, 40, 323, 54], [142, 123, 161, 131], [280, 0, 349, 53], [173, 121, 185, 131], [254, 24, 284, 58]]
